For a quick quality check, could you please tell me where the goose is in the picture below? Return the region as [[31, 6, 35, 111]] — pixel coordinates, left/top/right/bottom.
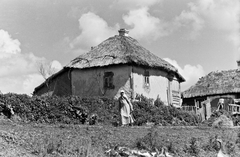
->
[[105, 148, 120, 157], [118, 146, 134, 156], [132, 149, 156, 157], [156, 147, 173, 157], [216, 139, 230, 157]]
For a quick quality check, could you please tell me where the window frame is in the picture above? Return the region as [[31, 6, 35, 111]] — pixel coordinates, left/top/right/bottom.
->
[[103, 72, 115, 89], [144, 70, 150, 87]]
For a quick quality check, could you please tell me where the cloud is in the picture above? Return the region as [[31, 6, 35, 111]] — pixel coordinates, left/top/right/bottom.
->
[[38, 60, 63, 79], [0, 52, 43, 77], [0, 29, 43, 77], [0, 74, 44, 95], [69, 1, 167, 49], [69, 0, 239, 52], [164, 58, 205, 91], [196, 0, 239, 31], [200, 0, 240, 47], [0, 30, 21, 58], [112, 0, 205, 41], [175, 0, 240, 43], [0, 29, 61, 95], [117, 0, 169, 41], [22, 74, 45, 95], [70, 12, 119, 54], [174, 3, 205, 39], [50, 60, 62, 72], [123, 7, 169, 41], [67, 6, 90, 19]]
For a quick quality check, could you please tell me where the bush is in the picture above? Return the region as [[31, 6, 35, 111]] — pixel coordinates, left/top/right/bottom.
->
[[0, 93, 200, 126], [134, 127, 177, 154], [135, 127, 161, 151], [0, 94, 118, 125], [154, 95, 164, 107], [184, 137, 200, 156], [202, 135, 219, 152], [132, 95, 200, 126]]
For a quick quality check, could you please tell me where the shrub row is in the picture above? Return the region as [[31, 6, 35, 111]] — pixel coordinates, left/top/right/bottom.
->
[[0, 93, 200, 126], [132, 95, 200, 126]]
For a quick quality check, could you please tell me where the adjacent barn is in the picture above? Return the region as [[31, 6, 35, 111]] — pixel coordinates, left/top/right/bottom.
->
[[33, 29, 185, 107], [182, 61, 240, 120]]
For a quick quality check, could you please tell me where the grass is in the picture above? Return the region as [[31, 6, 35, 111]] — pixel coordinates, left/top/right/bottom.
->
[[0, 122, 240, 157]]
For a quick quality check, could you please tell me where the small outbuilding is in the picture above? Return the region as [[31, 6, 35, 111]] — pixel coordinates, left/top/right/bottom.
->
[[182, 61, 240, 120], [34, 29, 185, 107]]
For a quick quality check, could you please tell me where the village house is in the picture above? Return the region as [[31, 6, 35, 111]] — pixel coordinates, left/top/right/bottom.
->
[[182, 61, 240, 121], [33, 29, 185, 107]]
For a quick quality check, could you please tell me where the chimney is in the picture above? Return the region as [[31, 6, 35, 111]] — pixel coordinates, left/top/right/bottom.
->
[[237, 60, 240, 70], [118, 28, 129, 36]]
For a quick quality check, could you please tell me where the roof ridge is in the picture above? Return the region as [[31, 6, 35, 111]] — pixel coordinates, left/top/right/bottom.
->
[[183, 68, 240, 98], [66, 33, 185, 82]]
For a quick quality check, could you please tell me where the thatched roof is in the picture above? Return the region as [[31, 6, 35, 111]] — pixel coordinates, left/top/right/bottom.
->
[[66, 31, 185, 82], [182, 69, 240, 98], [34, 30, 185, 94]]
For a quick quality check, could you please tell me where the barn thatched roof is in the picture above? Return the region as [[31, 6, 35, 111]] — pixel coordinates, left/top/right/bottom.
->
[[66, 30, 185, 82], [182, 69, 240, 98]]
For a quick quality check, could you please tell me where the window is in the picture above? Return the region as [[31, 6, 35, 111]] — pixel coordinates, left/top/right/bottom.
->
[[104, 72, 114, 89], [144, 70, 150, 86]]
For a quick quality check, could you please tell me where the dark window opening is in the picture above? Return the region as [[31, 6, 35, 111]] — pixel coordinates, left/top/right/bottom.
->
[[104, 72, 114, 89], [144, 70, 150, 86]]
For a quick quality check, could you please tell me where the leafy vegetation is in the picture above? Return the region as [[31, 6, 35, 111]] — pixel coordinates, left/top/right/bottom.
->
[[0, 92, 239, 156], [0, 93, 200, 127], [1, 123, 240, 157]]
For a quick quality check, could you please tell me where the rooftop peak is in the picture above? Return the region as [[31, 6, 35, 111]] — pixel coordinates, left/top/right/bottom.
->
[[118, 28, 129, 36]]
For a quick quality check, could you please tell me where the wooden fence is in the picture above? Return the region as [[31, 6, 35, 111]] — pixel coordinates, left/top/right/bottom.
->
[[181, 106, 196, 113]]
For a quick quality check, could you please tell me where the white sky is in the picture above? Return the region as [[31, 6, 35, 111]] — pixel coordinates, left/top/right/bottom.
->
[[0, 0, 239, 95]]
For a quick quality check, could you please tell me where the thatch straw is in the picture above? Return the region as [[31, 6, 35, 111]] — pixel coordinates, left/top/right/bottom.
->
[[34, 34, 185, 93], [182, 69, 240, 98], [66, 35, 185, 82]]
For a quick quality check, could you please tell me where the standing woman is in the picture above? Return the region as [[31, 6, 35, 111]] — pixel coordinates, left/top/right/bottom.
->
[[118, 90, 134, 126]]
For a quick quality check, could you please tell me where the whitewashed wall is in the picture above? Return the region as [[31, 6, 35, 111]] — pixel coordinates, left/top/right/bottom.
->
[[132, 66, 169, 105], [70, 64, 181, 106]]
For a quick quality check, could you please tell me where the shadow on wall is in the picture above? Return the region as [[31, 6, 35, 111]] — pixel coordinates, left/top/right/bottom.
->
[[72, 67, 131, 99]]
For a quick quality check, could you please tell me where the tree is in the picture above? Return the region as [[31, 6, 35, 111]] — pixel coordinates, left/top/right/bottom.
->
[[38, 60, 61, 96]]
